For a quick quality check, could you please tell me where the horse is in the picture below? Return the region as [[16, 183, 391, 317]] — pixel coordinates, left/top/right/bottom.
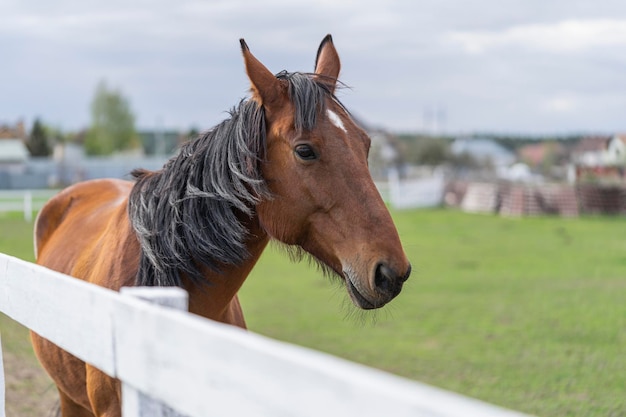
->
[[31, 34, 411, 417]]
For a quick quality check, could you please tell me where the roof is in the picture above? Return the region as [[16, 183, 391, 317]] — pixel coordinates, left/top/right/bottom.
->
[[450, 137, 515, 166], [573, 136, 609, 154], [0, 139, 29, 162], [0, 120, 26, 140], [517, 142, 565, 166]]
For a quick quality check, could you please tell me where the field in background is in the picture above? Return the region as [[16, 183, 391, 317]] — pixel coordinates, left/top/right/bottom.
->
[[1, 209, 625, 416]]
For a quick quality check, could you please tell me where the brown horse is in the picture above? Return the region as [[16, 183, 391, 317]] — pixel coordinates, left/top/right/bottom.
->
[[31, 35, 411, 417]]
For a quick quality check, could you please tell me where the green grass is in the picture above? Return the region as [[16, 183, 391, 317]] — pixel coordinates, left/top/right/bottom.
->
[[1, 209, 625, 416], [0, 212, 39, 362], [240, 210, 626, 417]]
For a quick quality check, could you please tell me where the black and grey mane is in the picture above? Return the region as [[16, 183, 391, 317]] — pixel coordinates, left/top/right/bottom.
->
[[128, 71, 338, 287]]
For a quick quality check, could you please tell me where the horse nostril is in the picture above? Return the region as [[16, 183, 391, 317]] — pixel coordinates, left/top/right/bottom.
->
[[402, 264, 412, 282], [374, 263, 394, 293]]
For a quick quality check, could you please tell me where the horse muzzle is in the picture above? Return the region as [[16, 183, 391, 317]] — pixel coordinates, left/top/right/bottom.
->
[[343, 263, 411, 310]]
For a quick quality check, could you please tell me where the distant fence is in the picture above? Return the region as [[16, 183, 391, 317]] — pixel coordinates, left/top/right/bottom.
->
[[0, 253, 533, 417], [448, 181, 626, 217], [388, 172, 445, 209], [576, 184, 626, 215], [0, 190, 58, 221], [375, 170, 446, 210], [0, 155, 171, 190]]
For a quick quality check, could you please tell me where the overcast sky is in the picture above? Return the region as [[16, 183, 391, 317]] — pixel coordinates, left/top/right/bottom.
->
[[2, 0, 626, 135]]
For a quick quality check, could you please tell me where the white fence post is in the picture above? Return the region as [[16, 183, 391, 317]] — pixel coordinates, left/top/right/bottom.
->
[[0, 333, 5, 417], [23, 191, 32, 222], [119, 287, 189, 417], [0, 190, 58, 221]]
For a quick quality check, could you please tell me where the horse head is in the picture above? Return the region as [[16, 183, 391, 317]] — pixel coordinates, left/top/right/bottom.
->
[[241, 35, 411, 309]]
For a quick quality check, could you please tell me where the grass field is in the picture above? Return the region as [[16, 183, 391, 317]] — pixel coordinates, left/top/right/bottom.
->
[[1, 209, 625, 416]]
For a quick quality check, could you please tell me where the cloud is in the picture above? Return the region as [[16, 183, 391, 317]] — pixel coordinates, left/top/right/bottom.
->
[[3, 1, 626, 133], [448, 19, 626, 54], [540, 94, 581, 113]]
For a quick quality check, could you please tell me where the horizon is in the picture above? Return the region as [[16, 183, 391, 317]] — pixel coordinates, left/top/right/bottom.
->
[[2, 115, 622, 140]]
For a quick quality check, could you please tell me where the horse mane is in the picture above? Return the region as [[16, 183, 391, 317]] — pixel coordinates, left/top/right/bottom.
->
[[128, 72, 339, 287]]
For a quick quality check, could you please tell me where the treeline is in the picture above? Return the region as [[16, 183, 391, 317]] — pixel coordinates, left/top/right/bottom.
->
[[392, 132, 586, 166], [469, 133, 586, 152], [21, 80, 199, 158], [23, 80, 139, 157]]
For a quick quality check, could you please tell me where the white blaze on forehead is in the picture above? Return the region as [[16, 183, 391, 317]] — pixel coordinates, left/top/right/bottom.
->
[[326, 109, 347, 133]]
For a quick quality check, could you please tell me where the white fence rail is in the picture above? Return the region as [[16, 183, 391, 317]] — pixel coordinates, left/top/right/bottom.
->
[[0, 333, 3, 415], [0, 253, 532, 417], [0, 190, 58, 221]]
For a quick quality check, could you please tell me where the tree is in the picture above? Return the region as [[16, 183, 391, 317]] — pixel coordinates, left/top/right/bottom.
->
[[27, 118, 52, 157], [85, 80, 139, 155], [397, 135, 451, 166]]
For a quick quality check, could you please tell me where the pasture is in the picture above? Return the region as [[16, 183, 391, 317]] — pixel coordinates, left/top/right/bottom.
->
[[1, 209, 625, 417]]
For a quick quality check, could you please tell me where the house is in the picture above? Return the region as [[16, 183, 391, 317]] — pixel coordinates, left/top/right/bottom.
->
[[571, 136, 611, 167], [450, 137, 516, 168], [0, 120, 29, 171], [0, 120, 26, 140], [517, 142, 566, 167], [0, 138, 30, 188], [138, 130, 189, 156], [0, 139, 29, 168], [572, 134, 626, 183], [605, 134, 626, 165]]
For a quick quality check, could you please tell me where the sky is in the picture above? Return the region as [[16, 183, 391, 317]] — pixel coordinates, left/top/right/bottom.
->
[[2, 0, 626, 135]]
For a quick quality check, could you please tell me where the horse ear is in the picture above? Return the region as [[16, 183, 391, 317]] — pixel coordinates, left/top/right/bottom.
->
[[314, 34, 341, 92], [240, 39, 282, 107]]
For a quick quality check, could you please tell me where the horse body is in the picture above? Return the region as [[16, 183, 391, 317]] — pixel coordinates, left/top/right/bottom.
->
[[32, 179, 265, 415], [31, 35, 411, 417]]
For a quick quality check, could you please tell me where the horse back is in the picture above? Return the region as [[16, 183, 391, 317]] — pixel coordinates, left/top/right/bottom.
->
[[35, 178, 140, 290]]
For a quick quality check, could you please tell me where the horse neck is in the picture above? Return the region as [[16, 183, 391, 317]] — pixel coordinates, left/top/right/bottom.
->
[[183, 213, 269, 326]]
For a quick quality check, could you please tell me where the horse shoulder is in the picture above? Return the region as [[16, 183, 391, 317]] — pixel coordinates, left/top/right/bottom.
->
[[34, 185, 75, 260], [35, 179, 138, 289], [83, 202, 141, 290]]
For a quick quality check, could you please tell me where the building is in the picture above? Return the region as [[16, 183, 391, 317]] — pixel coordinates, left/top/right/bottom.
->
[[0, 120, 26, 140], [572, 134, 626, 183], [450, 137, 516, 168], [0, 139, 29, 168]]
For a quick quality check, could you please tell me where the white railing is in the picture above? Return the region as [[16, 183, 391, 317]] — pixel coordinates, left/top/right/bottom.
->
[[0, 190, 58, 222], [0, 332, 3, 415], [0, 253, 533, 417]]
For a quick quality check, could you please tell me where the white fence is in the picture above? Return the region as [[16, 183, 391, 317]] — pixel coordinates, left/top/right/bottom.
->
[[0, 190, 58, 221], [376, 169, 446, 210], [388, 172, 445, 209], [0, 253, 533, 417]]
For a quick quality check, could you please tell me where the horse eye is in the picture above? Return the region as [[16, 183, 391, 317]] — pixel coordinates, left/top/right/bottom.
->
[[294, 144, 317, 160]]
